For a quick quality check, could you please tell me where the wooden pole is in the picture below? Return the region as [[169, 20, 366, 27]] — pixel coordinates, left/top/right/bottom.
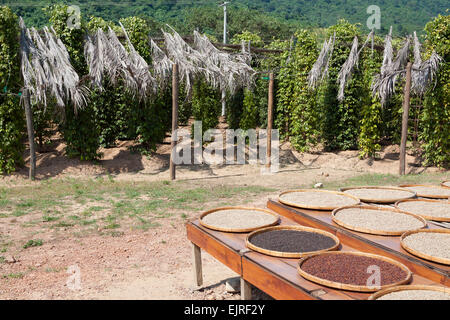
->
[[170, 63, 179, 181], [192, 243, 203, 287], [23, 89, 36, 180], [399, 62, 412, 176], [266, 73, 274, 169]]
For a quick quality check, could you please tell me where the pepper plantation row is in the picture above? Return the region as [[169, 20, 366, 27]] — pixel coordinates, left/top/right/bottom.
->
[[0, 5, 449, 176]]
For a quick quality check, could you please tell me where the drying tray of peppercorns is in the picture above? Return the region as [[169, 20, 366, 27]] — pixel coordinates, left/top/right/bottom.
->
[[245, 225, 340, 258], [399, 184, 450, 199], [278, 189, 360, 211], [331, 205, 427, 236], [199, 207, 280, 233], [400, 229, 450, 266], [297, 251, 412, 292], [340, 186, 416, 204], [368, 285, 450, 300]]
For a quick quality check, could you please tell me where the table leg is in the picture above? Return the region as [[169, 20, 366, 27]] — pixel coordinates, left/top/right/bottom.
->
[[192, 242, 203, 287], [240, 278, 252, 300]]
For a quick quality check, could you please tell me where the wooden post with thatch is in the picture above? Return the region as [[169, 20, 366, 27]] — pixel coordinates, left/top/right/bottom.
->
[[266, 73, 274, 169], [23, 89, 36, 180], [399, 62, 413, 176], [170, 63, 179, 180]]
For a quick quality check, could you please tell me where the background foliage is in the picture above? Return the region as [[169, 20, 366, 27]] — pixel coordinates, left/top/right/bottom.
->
[[0, 6, 24, 174], [0, 4, 448, 173]]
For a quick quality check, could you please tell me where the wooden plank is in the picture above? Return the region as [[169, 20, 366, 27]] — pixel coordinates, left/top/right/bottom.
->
[[267, 199, 450, 286], [186, 222, 243, 275], [242, 255, 318, 300]]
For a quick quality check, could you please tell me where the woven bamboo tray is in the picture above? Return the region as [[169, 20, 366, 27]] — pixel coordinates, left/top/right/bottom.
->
[[297, 251, 412, 293], [368, 285, 450, 300], [246, 225, 340, 258], [331, 205, 427, 236], [278, 189, 360, 211], [400, 229, 450, 265], [395, 198, 450, 222], [441, 181, 450, 189], [199, 207, 280, 233], [399, 184, 450, 199], [340, 186, 416, 204]]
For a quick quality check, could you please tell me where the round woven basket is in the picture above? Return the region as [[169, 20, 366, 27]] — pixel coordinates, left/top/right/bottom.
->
[[441, 181, 450, 189], [400, 229, 450, 265], [399, 184, 450, 199], [199, 207, 280, 233], [331, 205, 427, 236], [340, 186, 416, 204], [246, 225, 340, 258], [278, 189, 360, 211], [395, 198, 450, 222], [297, 251, 412, 293], [368, 285, 450, 300]]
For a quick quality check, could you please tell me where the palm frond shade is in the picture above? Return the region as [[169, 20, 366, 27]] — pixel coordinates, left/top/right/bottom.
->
[[19, 17, 89, 111], [193, 31, 256, 94], [162, 27, 210, 94], [150, 39, 173, 88], [372, 29, 444, 105], [308, 33, 335, 89], [84, 25, 157, 100], [411, 51, 444, 96], [381, 27, 394, 77], [337, 31, 374, 101]]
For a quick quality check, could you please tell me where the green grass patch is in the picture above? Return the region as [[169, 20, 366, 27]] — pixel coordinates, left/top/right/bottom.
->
[[42, 215, 60, 222], [23, 239, 43, 249], [2, 272, 24, 279], [324, 172, 449, 190]]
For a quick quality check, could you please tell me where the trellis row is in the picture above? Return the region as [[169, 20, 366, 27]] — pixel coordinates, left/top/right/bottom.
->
[[19, 19, 258, 180], [307, 26, 444, 176]]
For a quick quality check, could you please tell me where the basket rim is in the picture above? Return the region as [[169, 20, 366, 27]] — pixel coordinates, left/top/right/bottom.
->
[[339, 186, 416, 204], [199, 206, 280, 233], [278, 189, 360, 211], [394, 198, 450, 222], [297, 251, 412, 293], [331, 205, 427, 236], [400, 229, 450, 266], [245, 225, 340, 258], [368, 284, 450, 300], [399, 184, 450, 199]]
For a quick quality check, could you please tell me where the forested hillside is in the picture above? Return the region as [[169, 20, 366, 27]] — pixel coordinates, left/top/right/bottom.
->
[[2, 0, 448, 39]]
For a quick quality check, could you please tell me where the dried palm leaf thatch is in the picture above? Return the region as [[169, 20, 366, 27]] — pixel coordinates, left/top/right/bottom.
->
[[84, 25, 156, 100], [412, 32, 422, 67], [411, 51, 444, 96], [372, 30, 444, 105], [193, 31, 256, 94], [162, 27, 214, 95], [337, 36, 359, 101], [336, 31, 374, 101], [150, 39, 173, 88], [381, 26, 394, 77], [119, 22, 157, 100], [308, 33, 335, 89], [372, 35, 412, 106], [339, 31, 375, 100], [392, 36, 411, 72], [19, 17, 89, 112]]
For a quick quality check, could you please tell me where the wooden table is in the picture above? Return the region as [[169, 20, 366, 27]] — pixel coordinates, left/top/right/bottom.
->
[[267, 199, 450, 287], [186, 215, 446, 300]]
